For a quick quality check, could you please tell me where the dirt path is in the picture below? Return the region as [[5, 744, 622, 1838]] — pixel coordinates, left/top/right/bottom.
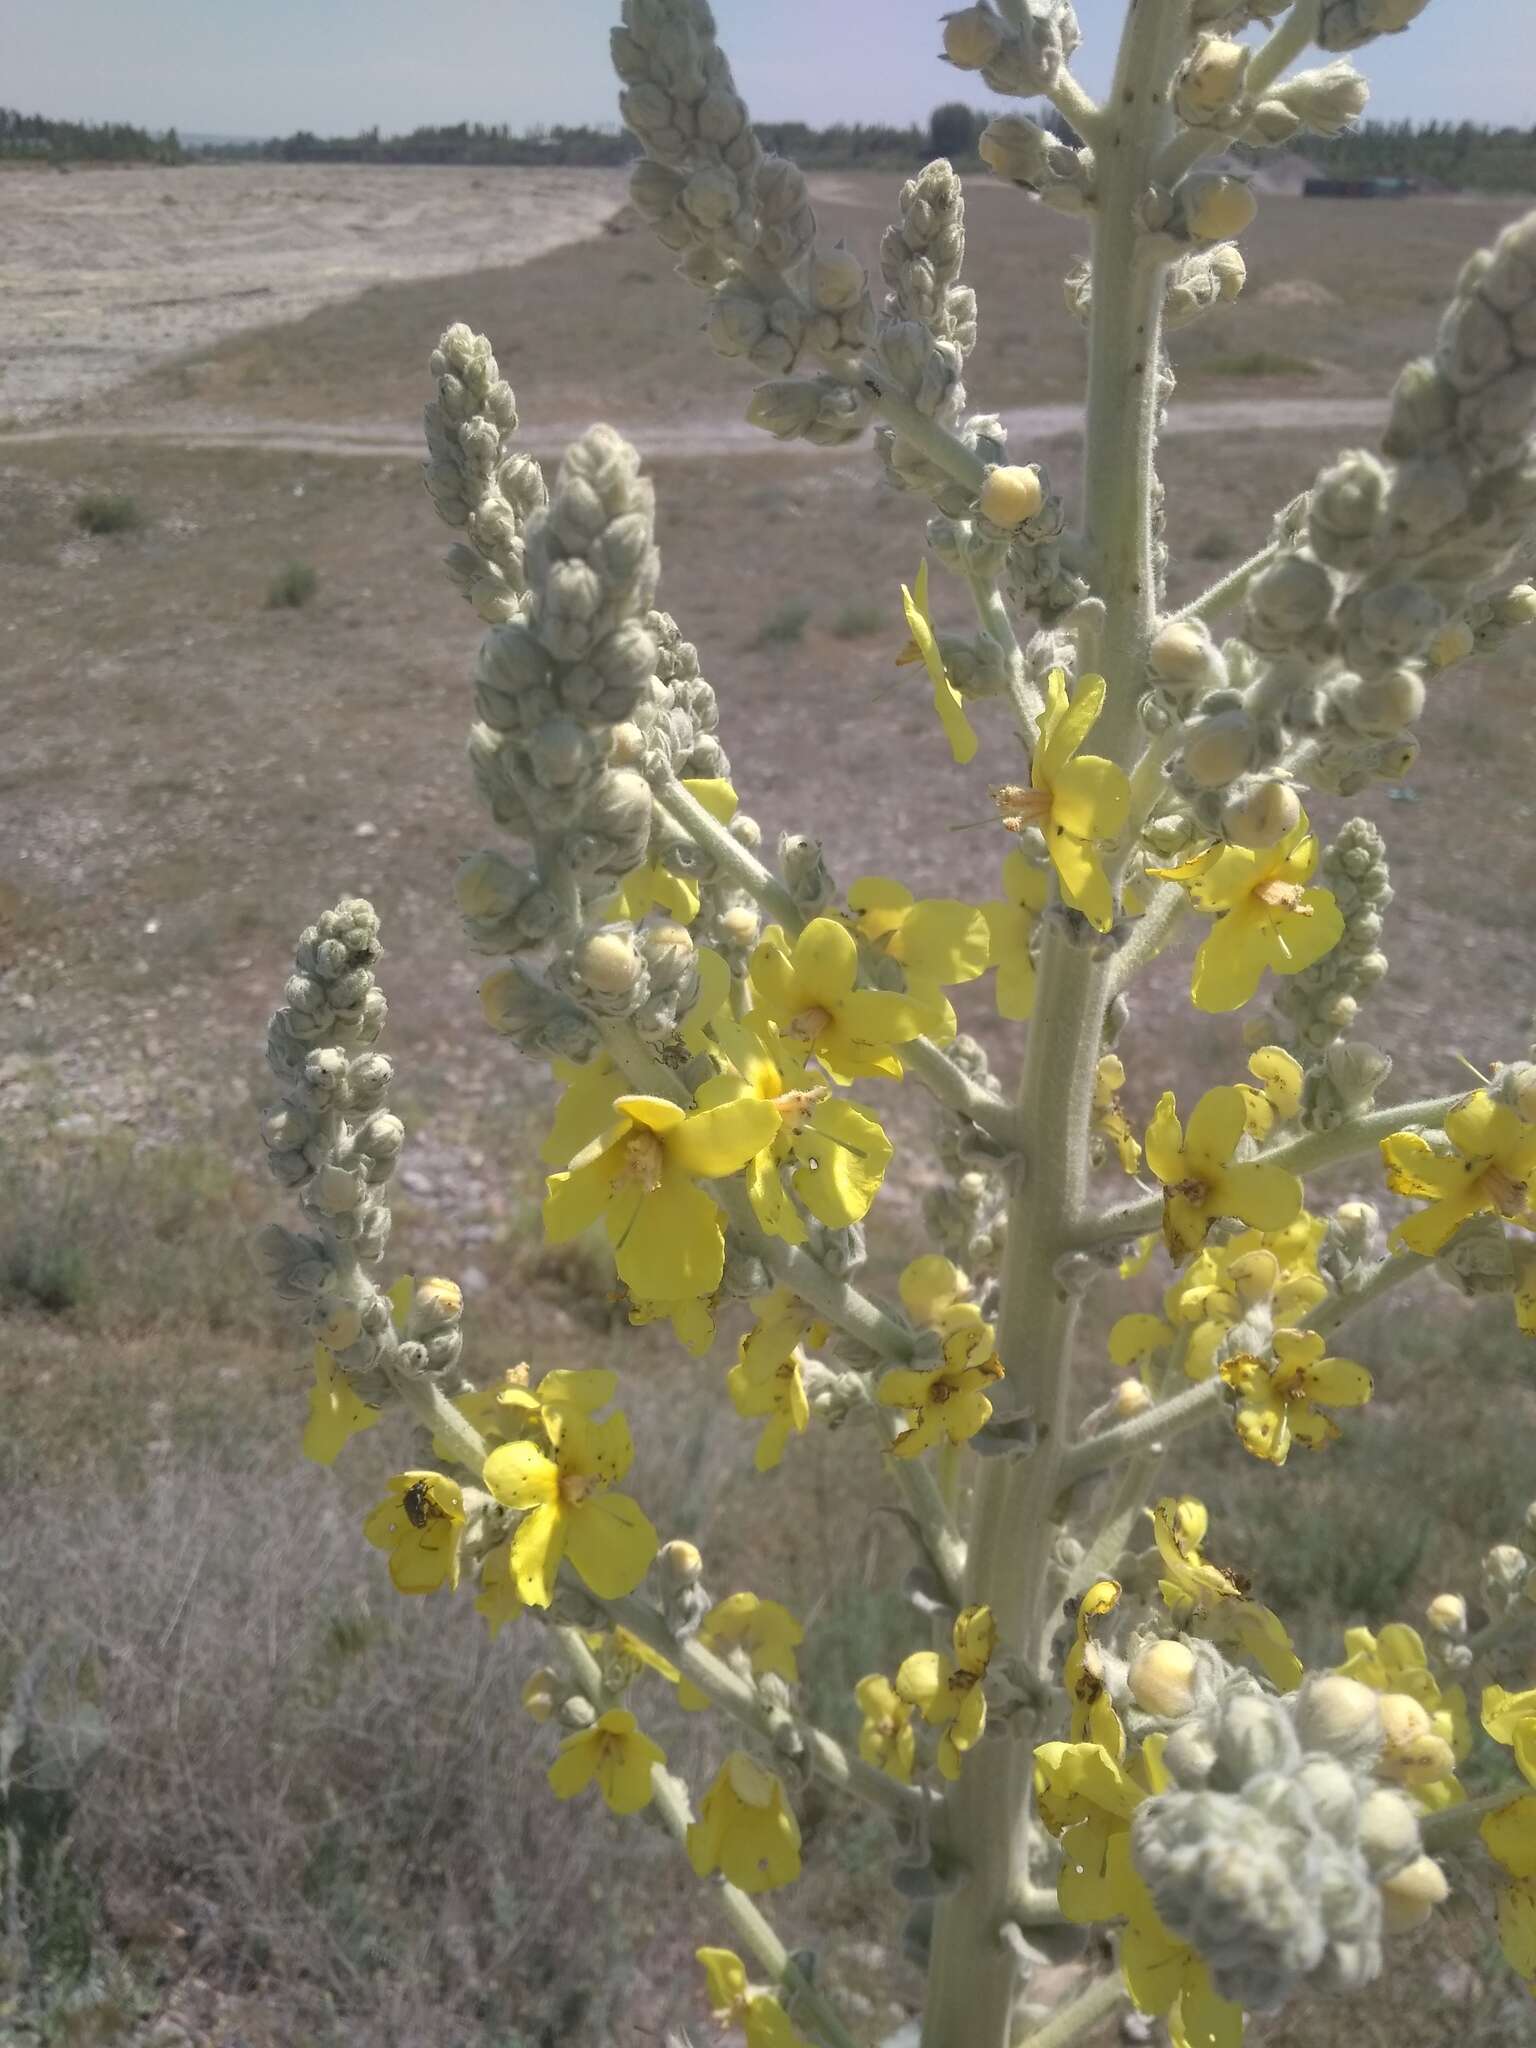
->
[[0, 393, 1388, 461]]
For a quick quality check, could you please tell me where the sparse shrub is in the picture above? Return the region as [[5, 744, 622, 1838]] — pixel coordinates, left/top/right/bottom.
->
[[73, 493, 140, 535], [748, 595, 812, 647], [829, 599, 888, 638], [266, 560, 318, 609]]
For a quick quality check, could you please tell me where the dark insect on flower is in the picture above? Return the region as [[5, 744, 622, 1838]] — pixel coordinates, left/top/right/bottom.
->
[[402, 1479, 437, 1529]]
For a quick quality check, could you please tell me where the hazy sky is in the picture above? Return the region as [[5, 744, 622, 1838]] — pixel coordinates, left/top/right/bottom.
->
[[9, 1, 1533, 137]]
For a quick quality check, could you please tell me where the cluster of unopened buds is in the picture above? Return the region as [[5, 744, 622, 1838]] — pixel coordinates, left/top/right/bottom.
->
[[248, 1, 1536, 2043]]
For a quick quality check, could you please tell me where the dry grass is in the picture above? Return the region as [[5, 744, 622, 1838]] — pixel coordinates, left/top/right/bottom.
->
[[6, 172, 1536, 2045]]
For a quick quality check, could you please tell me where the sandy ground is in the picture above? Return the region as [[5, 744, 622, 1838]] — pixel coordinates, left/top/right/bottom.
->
[[0, 162, 629, 424]]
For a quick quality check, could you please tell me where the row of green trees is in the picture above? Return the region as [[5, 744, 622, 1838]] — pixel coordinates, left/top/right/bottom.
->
[[0, 107, 183, 163], [1303, 119, 1536, 193], [9, 100, 1536, 189]]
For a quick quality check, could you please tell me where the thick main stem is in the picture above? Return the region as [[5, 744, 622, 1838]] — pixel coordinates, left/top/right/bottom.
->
[[919, 10, 1186, 2039]]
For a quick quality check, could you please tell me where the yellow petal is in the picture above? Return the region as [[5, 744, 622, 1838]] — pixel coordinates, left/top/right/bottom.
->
[[1185, 1087, 1246, 1172], [612, 1169, 725, 1299], [668, 1097, 781, 1179], [1037, 669, 1107, 785]]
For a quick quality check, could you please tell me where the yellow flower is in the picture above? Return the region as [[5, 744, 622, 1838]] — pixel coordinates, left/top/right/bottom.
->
[[482, 1405, 658, 1607], [1485, 1684, 1536, 1787], [625, 1290, 717, 1355], [739, 1288, 829, 1377], [540, 1052, 624, 1168], [1122, 1894, 1244, 2048], [1145, 1086, 1303, 1261], [1482, 1801, 1536, 1987], [698, 1948, 813, 2048], [999, 669, 1131, 932], [855, 1675, 917, 1783], [750, 917, 926, 1083], [982, 847, 1051, 1021], [898, 559, 978, 764], [687, 1751, 802, 1892], [302, 1343, 380, 1466], [1174, 1233, 1327, 1383], [1236, 1045, 1305, 1139], [878, 1322, 1005, 1458], [726, 1344, 811, 1471], [1032, 1737, 1145, 1923], [544, 1090, 779, 1300], [1065, 1580, 1125, 1751], [1150, 1497, 1301, 1691], [1094, 1054, 1142, 1174], [1220, 1330, 1372, 1465], [1382, 1089, 1536, 1256], [898, 1253, 975, 1330], [1337, 1623, 1470, 1799], [1150, 812, 1345, 1013], [362, 1471, 466, 1596], [845, 875, 989, 1040], [609, 777, 738, 924], [474, 1538, 525, 1639], [547, 1707, 664, 1816], [679, 1593, 805, 1709], [896, 1604, 995, 1780], [698, 1015, 893, 1243]]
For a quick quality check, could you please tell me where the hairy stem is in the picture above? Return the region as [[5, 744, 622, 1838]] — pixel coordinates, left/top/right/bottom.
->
[[1012, 1970, 1124, 2048]]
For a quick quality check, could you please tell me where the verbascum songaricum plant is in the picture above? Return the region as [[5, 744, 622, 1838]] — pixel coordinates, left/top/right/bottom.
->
[[256, 3, 1536, 2042]]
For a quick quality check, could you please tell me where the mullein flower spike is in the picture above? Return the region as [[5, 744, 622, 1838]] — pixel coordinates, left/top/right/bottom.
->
[[250, 0, 1536, 2037]]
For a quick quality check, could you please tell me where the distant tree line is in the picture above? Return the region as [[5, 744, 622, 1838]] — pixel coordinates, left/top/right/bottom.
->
[[9, 102, 1535, 191], [0, 107, 183, 164], [1297, 119, 1536, 194]]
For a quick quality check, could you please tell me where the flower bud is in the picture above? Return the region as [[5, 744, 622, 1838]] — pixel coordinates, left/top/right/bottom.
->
[[1114, 1378, 1154, 1419], [810, 243, 866, 312], [943, 4, 1007, 70], [980, 464, 1045, 529], [1428, 619, 1475, 669], [522, 1669, 560, 1723], [575, 928, 646, 995], [1295, 1674, 1382, 1758], [559, 1694, 598, 1731], [1335, 667, 1425, 737], [658, 1539, 704, 1589], [408, 1277, 463, 1335], [1181, 708, 1257, 788], [1377, 1693, 1455, 1785], [1148, 619, 1228, 697], [1175, 38, 1250, 124], [1277, 61, 1370, 138], [1181, 173, 1257, 244], [1424, 1592, 1467, 1636], [1357, 1787, 1421, 1873], [1129, 1641, 1199, 1718], [1221, 780, 1301, 850], [1379, 1854, 1448, 1935]]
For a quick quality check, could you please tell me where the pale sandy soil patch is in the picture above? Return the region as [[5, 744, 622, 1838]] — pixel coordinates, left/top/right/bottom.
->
[[0, 162, 628, 424]]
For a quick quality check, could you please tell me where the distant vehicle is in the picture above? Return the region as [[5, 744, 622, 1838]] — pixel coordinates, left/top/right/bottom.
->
[[1303, 176, 1420, 198]]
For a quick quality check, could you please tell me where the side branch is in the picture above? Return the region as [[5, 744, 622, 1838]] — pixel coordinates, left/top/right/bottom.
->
[[596, 1592, 928, 1826], [551, 1627, 865, 2048], [1067, 1093, 1465, 1250], [656, 771, 1024, 1149]]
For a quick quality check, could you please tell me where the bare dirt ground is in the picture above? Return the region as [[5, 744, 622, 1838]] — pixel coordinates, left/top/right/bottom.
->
[[4, 168, 1536, 2048], [0, 162, 628, 425]]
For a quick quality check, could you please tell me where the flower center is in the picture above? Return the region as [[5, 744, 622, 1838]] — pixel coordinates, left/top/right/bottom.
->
[[622, 1130, 667, 1193], [1172, 1174, 1211, 1207], [560, 1470, 599, 1507], [788, 1005, 833, 1042], [1252, 879, 1311, 916], [1482, 1163, 1528, 1216], [992, 783, 1053, 832], [771, 1085, 827, 1132]]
